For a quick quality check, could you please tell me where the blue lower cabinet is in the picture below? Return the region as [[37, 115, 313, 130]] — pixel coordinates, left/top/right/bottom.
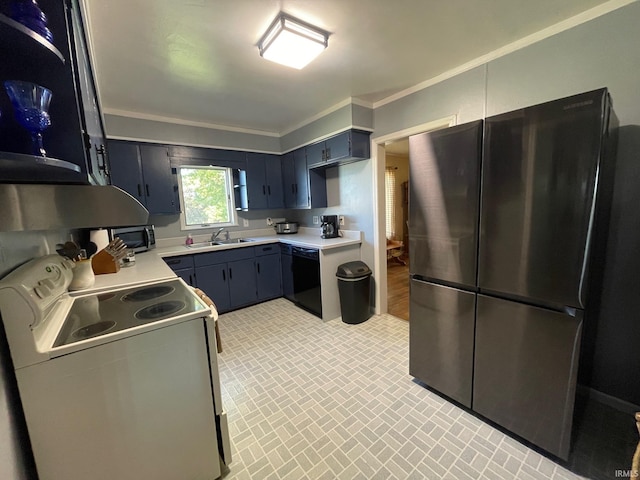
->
[[165, 243, 282, 313], [164, 255, 195, 286], [196, 263, 231, 313], [256, 254, 282, 301], [228, 258, 258, 308], [174, 268, 195, 286]]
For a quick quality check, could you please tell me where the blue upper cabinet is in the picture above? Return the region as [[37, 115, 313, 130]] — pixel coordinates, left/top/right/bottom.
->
[[306, 130, 371, 169], [0, 0, 109, 184], [140, 145, 180, 214], [282, 147, 326, 209], [245, 152, 284, 209], [108, 141, 144, 205], [305, 141, 326, 169], [108, 140, 180, 215], [282, 149, 306, 208]]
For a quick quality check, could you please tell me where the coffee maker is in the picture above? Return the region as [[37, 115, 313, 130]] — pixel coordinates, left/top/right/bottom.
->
[[320, 215, 339, 239]]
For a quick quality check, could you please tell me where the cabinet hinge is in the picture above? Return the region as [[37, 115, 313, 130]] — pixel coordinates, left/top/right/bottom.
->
[[83, 132, 91, 151]]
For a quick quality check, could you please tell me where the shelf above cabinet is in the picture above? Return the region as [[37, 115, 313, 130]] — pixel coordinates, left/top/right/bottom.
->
[[0, 13, 65, 64], [1, 151, 81, 174]]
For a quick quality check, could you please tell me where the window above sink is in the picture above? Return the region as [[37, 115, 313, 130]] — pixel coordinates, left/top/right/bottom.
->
[[177, 166, 238, 230]]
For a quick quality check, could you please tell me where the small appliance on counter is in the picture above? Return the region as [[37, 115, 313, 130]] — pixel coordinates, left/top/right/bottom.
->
[[273, 221, 298, 234], [107, 224, 156, 253], [321, 215, 339, 239]]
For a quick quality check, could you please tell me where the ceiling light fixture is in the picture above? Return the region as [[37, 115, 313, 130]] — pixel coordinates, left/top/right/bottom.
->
[[258, 13, 329, 70]]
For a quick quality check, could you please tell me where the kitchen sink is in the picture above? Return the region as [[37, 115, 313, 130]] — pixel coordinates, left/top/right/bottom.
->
[[212, 238, 254, 245], [186, 238, 254, 249], [186, 241, 215, 249]]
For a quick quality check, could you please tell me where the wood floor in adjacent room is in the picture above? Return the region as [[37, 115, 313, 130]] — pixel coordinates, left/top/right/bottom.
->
[[387, 258, 409, 321]]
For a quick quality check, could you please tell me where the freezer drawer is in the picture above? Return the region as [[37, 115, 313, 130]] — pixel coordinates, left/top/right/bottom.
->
[[409, 279, 475, 407], [473, 295, 583, 460]]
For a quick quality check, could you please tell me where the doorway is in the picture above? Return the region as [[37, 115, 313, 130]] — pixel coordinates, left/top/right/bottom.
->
[[371, 116, 457, 319], [384, 139, 410, 320]]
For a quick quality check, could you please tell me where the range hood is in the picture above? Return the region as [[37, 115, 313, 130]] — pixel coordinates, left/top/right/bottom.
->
[[0, 184, 149, 232]]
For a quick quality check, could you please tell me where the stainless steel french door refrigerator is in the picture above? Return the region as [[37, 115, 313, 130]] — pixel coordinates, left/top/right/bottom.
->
[[408, 89, 617, 460]]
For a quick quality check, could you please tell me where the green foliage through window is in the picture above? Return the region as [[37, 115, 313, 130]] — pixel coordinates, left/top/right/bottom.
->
[[179, 167, 234, 226]]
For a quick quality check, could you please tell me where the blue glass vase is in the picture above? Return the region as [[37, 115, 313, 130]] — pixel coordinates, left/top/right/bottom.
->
[[9, 0, 53, 42], [4, 80, 53, 157]]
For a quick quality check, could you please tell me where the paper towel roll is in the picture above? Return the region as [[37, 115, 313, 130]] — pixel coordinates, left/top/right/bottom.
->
[[89, 229, 109, 252]]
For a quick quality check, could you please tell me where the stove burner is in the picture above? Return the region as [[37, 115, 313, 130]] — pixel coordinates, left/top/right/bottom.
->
[[135, 301, 185, 320], [71, 320, 116, 340], [122, 285, 175, 302]]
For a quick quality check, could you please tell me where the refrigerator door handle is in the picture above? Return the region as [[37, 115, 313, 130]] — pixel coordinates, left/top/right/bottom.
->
[[578, 163, 600, 308]]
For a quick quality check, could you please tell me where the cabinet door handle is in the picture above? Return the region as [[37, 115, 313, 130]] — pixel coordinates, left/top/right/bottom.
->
[[267, 185, 271, 195], [97, 144, 109, 175], [166, 259, 180, 265], [229, 268, 233, 280], [145, 184, 150, 197], [326, 147, 331, 160], [222, 270, 226, 281], [137, 184, 142, 197], [291, 184, 295, 194], [188, 274, 193, 285], [257, 262, 260, 274], [262, 185, 266, 195]]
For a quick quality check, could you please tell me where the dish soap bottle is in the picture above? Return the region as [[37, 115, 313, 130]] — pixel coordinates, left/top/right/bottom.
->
[[185, 234, 194, 246]]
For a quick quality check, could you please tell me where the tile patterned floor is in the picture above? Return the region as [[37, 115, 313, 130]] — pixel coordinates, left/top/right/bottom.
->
[[217, 298, 585, 480]]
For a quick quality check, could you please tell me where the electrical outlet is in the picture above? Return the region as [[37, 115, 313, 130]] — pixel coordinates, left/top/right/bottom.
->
[[339, 215, 345, 226], [243, 218, 249, 227], [266, 217, 273, 226], [313, 216, 319, 225]]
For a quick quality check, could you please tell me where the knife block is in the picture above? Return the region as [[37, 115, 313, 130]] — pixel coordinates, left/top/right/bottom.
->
[[91, 249, 120, 275]]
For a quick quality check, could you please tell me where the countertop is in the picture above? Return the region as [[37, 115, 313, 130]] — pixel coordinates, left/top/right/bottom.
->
[[75, 228, 362, 294], [73, 251, 177, 295], [155, 228, 362, 258]]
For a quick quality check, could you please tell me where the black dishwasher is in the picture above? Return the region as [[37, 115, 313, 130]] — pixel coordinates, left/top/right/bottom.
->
[[291, 246, 322, 318]]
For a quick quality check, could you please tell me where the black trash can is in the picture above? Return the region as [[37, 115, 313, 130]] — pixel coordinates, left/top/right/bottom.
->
[[336, 261, 372, 324]]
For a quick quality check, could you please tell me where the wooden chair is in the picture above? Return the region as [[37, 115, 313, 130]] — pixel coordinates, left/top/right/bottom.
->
[[386, 239, 406, 265]]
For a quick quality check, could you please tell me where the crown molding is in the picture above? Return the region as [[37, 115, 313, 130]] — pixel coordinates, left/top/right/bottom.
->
[[103, 108, 281, 137]]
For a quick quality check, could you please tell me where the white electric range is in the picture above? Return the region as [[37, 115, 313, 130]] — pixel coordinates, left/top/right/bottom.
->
[[0, 254, 230, 480]]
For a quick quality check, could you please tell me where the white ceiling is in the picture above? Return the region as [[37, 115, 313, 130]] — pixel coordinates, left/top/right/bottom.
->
[[84, 0, 615, 136]]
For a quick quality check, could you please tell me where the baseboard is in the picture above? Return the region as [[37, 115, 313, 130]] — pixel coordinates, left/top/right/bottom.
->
[[577, 385, 640, 414]]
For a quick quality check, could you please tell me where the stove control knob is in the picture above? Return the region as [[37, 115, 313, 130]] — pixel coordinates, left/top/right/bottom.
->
[[34, 286, 49, 298]]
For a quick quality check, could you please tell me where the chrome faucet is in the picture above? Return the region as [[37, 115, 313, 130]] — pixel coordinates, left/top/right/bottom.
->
[[211, 227, 228, 242]]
